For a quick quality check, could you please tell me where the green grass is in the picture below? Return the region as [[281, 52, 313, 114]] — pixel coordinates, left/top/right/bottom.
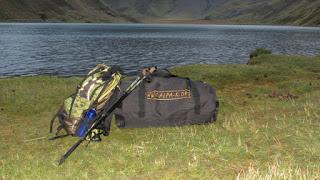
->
[[0, 55, 320, 179]]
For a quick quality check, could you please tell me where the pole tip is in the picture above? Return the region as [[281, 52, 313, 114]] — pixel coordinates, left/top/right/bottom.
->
[[58, 157, 65, 166]]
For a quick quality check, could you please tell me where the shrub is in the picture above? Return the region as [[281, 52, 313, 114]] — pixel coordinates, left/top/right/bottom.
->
[[250, 48, 272, 59], [204, 16, 211, 20], [248, 48, 272, 65], [39, 13, 48, 21]]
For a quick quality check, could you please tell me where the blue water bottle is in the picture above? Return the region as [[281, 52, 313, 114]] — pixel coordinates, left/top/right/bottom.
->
[[76, 108, 97, 138]]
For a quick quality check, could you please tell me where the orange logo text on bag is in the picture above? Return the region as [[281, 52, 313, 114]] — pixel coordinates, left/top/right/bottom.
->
[[147, 89, 191, 101]]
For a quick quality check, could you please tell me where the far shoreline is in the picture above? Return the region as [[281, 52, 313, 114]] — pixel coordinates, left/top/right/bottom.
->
[[0, 18, 319, 28]]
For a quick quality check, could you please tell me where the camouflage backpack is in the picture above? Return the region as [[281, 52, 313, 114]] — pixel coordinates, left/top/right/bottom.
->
[[49, 64, 122, 139]]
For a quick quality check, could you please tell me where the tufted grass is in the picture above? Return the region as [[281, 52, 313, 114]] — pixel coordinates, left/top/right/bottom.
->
[[0, 55, 320, 179]]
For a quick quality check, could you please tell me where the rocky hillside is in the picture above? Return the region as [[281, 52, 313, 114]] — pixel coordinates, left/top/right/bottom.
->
[[0, 0, 319, 26], [0, 0, 136, 22], [103, 0, 320, 26], [204, 0, 320, 26], [101, 0, 225, 20]]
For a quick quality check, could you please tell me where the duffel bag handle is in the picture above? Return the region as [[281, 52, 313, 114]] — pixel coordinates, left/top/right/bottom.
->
[[186, 78, 201, 115], [142, 66, 157, 76]]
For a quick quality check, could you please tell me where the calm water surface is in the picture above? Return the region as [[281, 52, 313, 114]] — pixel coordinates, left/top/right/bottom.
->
[[0, 23, 320, 77]]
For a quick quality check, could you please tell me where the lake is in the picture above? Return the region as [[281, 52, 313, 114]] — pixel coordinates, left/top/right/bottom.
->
[[0, 23, 319, 77]]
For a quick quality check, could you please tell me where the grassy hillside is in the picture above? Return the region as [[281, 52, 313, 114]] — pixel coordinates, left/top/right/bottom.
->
[[0, 0, 136, 22], [0, 0, 319, 25], [205, 0, 320, 26], [101, 0, 225, 19], [0, 55, 320, 178], [100, 0, 320, 26]]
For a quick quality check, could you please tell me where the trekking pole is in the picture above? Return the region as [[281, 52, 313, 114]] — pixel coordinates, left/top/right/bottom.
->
[[58, 67, 156, 165]]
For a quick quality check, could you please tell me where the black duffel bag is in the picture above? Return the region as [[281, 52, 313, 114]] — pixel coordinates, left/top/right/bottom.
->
[[114, 69, 219, 128]]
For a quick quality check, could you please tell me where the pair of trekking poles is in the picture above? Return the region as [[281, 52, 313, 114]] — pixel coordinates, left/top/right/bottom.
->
[[57, 67, 157, 165]]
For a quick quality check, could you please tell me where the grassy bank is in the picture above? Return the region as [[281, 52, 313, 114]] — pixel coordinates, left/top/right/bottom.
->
[[0, 55, 319, 179]]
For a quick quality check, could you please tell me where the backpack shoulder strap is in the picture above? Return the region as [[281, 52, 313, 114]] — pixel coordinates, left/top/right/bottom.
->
[[49, 105, 63, 133], [49, 112, 58, 134]]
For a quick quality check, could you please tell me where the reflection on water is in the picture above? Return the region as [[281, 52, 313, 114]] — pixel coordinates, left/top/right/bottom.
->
[[0, 23, 320, 77]]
